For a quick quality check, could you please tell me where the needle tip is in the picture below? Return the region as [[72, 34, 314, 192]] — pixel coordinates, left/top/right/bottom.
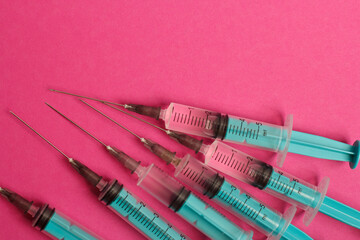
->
[[49, 89, 55, 91]]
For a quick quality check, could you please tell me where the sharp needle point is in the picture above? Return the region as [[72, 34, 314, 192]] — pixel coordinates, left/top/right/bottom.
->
[[80, 100, 143, 140], [49, 89, 125, 107], [10, 111, 71, 159], [45, 103, 107, 147]]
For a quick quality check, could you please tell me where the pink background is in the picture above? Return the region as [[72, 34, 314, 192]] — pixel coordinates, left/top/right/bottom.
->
[[1, 1, 359, 239]]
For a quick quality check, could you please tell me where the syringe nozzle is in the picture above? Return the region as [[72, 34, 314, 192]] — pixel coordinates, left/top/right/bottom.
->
[[69, 159, 108, 191], [0, 187, 39, 217], [0, 187, 11, 199], [106, 146, 141, 174], [142, 138, 181, 166], [167, 131, 203, 153], [124, 104, 161, 120]]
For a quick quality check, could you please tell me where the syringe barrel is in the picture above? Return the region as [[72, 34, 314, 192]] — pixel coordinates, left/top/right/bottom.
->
[[162, 103, 226, 138], [99, 180, 187, 240], [264, 168, 329, 226], [137, 164, 252, 240], [204, 140, 273, 189], [137, 164, 187, 210], [35, 206, 101, 240], [204, 141, 329, 226], [175, 154, 295, 239], [162, 103, 292, 164]]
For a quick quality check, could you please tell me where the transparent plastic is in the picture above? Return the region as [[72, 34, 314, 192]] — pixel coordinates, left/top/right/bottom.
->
[[135, 164, 252, 240], [161, 103, 293, 159], [174, 154, 296, 239], [223, 115, 292, 154], [203, 140, 330, 225], [42, 210, 101, 240], [203, 140, 273, 189], [137, 164, 186, 207], [265, 169, 330, 226], [106, 185, 187, 240], [162, 103, 223, 138]]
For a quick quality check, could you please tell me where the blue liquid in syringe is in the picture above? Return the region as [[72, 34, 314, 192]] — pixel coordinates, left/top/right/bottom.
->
[[109, 188, 186, 240], [213, 180, 290, 235], [175, 156, 305, 239], [44, 211, 99, 240], [265, 170, 322, 209], [223, 117, 288, 151]]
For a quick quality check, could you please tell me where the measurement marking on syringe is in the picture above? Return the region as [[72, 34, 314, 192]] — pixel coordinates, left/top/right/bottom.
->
[[233, 160, 239, 170], [181, 165, 209, 188], [268, 174, 298, 196], [217, 190, 262, 221], [115, 194, 175, 240], [186, 169, 193, 177], [229, 154, 235, 167], [223, 156, 230, 165]]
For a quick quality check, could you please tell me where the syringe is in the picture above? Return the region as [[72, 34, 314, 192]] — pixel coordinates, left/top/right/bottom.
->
[[45, 103, 253, 240], [0, 186, 101, 240], [10, 111, 189, 240], [76, 100, 313, 240], [97, 105, 360, 229], [50, 89, 360, 169]]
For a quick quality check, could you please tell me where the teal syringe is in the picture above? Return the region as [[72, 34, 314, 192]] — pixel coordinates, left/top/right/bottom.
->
[[49, 90, 360, 169]]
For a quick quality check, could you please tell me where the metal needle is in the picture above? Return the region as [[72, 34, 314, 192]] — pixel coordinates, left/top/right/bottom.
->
[[49, 89, 125, 107], [10, 111, 71, 160], [45, 103, 107, 147], [80, 100, 144, 141], [102, 102, 170, 134]]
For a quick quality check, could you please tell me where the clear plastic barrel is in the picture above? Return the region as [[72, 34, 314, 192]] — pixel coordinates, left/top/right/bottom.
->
[[265, 168, 329, 226], [161, 103, 293, 165], [136, 164, 252, 240], [174, 154, 296, 239], [203, 140, 273, 189], [137, 164, 187, 209], [42, 210, 102, 240], [203, 140, 330, 226]]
